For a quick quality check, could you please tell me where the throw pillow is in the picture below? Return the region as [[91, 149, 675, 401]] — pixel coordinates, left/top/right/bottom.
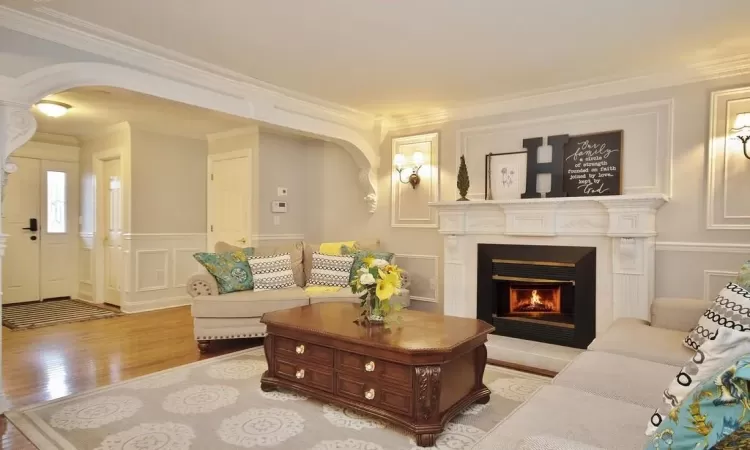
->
[[737, 260, 750, 291], [683, 283, 750, 350], [246, 253, 296, 291], [646, 328, 750, 435], [308, 252, 355, 288], [193, 248, 254, 294], [645, 355, 750, 450], [341, 247, 395, 283]]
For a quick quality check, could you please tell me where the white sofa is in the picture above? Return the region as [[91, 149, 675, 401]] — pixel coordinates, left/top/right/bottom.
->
[[472, 296, 712, 450], [186, 240, 410, 352]]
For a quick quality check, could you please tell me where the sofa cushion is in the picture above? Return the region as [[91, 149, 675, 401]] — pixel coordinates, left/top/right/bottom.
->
[[647, 327, 750, 435], [308, 252, 354, 288], [246, 253, 296, 291], [684, 282, 750, 350], [191, 287, 309, 318], [217, 241, 305, 288], [588, 318, 694, 366], [650, 297, 713, 332], [553, 351, 677, 409], [308, 289, 360, 305], [305, 240, 380, 282], [192, 249, 254, 294], [472, 385, 650, 450], [193, 317, 266, 340]]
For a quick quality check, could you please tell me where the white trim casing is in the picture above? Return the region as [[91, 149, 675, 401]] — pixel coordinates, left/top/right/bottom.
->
[[655, 241, 750, 253]]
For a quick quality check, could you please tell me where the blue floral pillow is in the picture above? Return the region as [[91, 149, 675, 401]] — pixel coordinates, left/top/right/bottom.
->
[[193, 248, 254, 294], [646, 355, 750, 450], [341, 245, 394, 283], [737, 260, 750, 291]]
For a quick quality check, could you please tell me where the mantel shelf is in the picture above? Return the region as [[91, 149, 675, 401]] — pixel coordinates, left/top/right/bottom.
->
[[428, 193, 669, 209]]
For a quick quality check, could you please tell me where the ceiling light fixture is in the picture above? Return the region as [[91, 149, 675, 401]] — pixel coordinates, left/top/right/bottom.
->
[[35, 100, 71, 118]]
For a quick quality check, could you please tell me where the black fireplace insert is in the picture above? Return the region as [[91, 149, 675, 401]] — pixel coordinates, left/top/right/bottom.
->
[[477, 244, 596, 349]]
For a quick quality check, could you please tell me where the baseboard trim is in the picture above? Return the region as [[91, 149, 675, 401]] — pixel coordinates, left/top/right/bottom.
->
[[121, 296, 191, 314], [487, 358, 557, 378]]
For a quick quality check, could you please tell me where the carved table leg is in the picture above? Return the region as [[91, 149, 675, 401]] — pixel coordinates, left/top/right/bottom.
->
[[416, 433, 437, 447], [197, 340, 211, 353], [260, 381, 277, 392]]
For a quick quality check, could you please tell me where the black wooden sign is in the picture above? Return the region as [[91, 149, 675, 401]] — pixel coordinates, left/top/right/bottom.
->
[[563, 130, 622, 197]]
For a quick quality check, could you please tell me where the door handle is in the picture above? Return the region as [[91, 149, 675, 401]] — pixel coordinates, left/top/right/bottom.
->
[[22, 218, 38, 232]]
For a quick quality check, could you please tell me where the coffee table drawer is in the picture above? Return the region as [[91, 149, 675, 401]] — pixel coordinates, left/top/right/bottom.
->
[[336, 374, 412, 416], [275, 336, 334, 367], [276, 358, 334, 393], [336, 350, 412, 388]]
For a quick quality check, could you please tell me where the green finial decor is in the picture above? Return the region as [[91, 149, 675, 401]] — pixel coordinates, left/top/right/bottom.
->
[[457, 155, 470, 201]]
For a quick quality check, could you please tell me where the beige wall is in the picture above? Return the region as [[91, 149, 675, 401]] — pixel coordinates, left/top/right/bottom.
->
[[130, 128, 208, 234]]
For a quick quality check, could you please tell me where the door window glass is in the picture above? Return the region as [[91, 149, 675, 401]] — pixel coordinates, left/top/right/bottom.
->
[[46, 171, 66, 233]]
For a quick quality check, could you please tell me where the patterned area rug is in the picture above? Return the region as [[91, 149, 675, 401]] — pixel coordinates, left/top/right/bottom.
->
[[2, 299, 121, 330], [6, 347, 550, 450]]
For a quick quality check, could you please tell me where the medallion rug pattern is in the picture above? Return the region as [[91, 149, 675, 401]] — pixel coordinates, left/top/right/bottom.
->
[[6, 347, 550, 450]]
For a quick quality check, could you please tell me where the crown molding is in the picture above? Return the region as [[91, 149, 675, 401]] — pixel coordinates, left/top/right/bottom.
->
[[0, 6, 376, 133], [387, 54, 750, 130]]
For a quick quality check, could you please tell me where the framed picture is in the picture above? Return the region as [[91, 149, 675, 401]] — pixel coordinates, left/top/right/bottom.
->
[[485, 151, 527, 200]]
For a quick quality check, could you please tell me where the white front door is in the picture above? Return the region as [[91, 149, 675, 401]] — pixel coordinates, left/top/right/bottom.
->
[[2, 157, 41, 304], [40, 160, 78, 299], [103, 158, 122, 306], [208, 152, 250, 250]]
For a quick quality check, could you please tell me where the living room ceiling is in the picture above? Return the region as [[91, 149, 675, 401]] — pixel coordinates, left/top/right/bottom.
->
[[6, 0, 750, 117], [35, 87, 253, 139]]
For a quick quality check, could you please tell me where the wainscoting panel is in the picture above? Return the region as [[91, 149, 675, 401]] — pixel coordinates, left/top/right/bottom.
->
[[457, 100, 673, 199], [395, 254, 439, 303], [120, 233, 206, 313], [391, 133, 440, 228], [707, 87, 750, 229]]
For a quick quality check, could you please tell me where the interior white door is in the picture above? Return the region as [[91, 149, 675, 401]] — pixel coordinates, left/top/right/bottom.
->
[[208, 153, 250, 249], [103, 158, 122, 306], [2, 157, 41, 304], [40, 160, 79, 299]]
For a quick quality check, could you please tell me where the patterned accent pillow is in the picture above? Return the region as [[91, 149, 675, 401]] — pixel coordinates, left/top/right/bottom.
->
[[737, 260, 750, 291], [647, 328, 750, 435], [645, 355, 750, 450], [341, 246, 395, 283], [308, 252, 355, 288], [193, 248, 254, 294], [684, 283, 750, 350], [246, 253, 296, 291]]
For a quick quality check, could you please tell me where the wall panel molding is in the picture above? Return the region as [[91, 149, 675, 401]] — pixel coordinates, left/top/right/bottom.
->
[[703, 270, 739, 302], [391, 133, 440, 228], [135, 249, 169, 292], [173, 248, 201, 288], [395, 253, 439, 303], [655, 241, 750, 253]]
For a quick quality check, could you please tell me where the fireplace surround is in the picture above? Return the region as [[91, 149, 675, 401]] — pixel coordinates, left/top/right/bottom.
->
[[477, 244, 596, 349]]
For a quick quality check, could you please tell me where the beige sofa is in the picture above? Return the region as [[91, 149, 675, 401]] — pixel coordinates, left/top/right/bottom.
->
[[472, 296, 712, 450], [186, 240, 410, 352]]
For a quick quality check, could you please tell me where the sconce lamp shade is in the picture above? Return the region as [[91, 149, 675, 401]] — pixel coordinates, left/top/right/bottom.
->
[[412, 151, 425, 166], [393, 153, 406, 168], [732, 113, 750, 132]]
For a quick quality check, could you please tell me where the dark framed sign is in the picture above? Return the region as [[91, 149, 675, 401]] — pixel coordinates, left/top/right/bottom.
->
[[563, 130, 622, 197]]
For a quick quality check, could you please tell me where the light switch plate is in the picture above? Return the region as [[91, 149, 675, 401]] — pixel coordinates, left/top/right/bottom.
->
[[271, 201, 288, 213], [277, 187, 288, 196]]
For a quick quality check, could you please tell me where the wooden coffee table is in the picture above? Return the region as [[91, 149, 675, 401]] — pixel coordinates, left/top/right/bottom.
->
[[260, 302, 495, 447]]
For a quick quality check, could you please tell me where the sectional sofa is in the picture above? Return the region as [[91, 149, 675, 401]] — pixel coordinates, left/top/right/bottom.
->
[[473, 296, 712, 449]]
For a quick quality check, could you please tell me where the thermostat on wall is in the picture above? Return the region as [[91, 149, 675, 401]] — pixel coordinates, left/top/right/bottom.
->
[[271, 201, 288, 213]]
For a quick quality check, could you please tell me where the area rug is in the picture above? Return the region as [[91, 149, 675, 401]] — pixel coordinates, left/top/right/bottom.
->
[[2, 299, 121, 330], [6, 346, 550, 450]]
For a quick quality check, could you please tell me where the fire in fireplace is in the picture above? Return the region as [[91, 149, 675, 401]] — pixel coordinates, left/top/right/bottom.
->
[[509, 284, 561, 314]]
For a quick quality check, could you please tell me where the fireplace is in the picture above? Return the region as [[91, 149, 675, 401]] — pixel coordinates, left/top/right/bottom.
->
[[477, 244, 596, 349]]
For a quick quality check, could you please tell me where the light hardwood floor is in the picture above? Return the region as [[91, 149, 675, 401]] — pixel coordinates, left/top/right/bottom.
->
[[0, 306, 258, 449]]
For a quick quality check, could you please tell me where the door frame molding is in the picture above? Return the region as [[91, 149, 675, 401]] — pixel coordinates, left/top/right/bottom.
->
[[207, 149, 254, 250], [93, 147, 124, 305]]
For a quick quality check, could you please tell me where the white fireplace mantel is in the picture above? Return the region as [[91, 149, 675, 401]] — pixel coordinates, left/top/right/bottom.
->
[[428, 193, 670, 333]]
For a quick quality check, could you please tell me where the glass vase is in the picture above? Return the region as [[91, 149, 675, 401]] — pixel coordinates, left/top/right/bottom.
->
[[365, 292, 385, 325]]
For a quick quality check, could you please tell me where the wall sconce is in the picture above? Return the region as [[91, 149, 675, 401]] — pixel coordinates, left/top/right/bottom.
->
[[731, 112, 750, 160], [394, 151, 425, 189]]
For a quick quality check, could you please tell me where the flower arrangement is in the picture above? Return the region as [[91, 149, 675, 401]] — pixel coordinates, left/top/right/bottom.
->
[[350, 255, 404, 324]]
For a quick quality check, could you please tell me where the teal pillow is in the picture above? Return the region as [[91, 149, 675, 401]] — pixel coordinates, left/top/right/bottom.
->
[[193, 248, 254, 294], [737, 260, 750, 291], [341, 245, 394, 283], [646, 355, 750, 450]]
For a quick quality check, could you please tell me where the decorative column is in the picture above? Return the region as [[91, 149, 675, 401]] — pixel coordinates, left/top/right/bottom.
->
[[0, 101, 37, 413]]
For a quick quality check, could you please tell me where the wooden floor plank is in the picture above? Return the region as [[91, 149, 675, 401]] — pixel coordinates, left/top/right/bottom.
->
[[0, 306, 258, 449]]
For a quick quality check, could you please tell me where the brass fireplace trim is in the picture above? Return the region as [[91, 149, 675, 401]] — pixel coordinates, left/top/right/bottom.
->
[[496, 315, 575, 329], [492, 275, 575, 285], [492, 258, 575, 268]]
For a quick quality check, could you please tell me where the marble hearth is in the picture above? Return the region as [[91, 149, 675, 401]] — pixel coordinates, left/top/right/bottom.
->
[[429, 193, 668, 371]]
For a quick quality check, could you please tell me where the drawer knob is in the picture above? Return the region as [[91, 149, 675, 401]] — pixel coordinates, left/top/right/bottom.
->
[[364, 388, 375, 400], [365, 361, 376, 372], [295, 369, 305, 379], [295, 344, 305, 355]]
